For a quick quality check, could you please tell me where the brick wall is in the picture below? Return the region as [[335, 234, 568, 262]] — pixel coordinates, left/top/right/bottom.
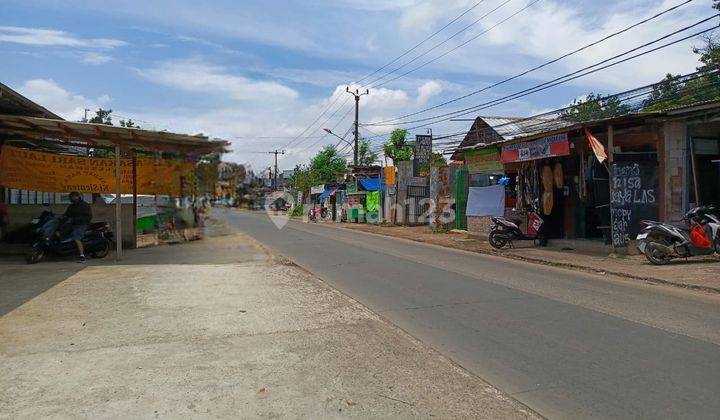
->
[[663, 121, 687, 223]]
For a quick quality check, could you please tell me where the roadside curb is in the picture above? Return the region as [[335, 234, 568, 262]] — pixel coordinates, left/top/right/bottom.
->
[[328, 223, 720, 295]]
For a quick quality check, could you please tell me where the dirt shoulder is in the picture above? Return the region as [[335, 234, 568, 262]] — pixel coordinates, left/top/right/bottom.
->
[[333, 223, 720, 294]]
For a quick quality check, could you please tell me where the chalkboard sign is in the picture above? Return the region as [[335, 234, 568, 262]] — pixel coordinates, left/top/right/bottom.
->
[[611, 161, 659, 247], [413, 135, 432, 176]]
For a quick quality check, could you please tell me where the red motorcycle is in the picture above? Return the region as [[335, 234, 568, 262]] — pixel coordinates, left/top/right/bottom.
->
[[307, 206, 327, 222]]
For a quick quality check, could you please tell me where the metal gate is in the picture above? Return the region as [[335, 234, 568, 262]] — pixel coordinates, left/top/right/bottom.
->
[[455, 167, 468, 230], [405, 185, 430, 225]]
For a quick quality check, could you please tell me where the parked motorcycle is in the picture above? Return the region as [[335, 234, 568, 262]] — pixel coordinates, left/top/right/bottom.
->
[[2, 209, 54, 244], [307, 206, 327, 222], [636, 206, 720, 265], [26, 213, 114, 264], [489, 205, 547, 249]]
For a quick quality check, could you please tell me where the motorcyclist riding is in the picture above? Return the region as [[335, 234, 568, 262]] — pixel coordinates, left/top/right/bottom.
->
[[43, 192, 93, 262]]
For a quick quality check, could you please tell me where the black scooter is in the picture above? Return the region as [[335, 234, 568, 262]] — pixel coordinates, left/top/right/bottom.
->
[[27, 214, 114, 264], [489, 205, 547, 249], [636, 206, 720, 265]]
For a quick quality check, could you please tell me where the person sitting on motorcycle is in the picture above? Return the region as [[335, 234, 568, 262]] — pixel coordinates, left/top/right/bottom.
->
[[65, 192, 93, 262], [42, 192, 93, 262]]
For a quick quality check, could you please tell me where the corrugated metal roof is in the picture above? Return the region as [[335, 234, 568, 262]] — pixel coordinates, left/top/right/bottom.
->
[[0, 82, 62, 119], [479, 116, 573, 141], [0, 114, 229, 154]]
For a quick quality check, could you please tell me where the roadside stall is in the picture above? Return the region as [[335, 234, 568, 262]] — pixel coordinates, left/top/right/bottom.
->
[[309, 184, 325, 219], [344, 181, 365, 223], [358, 178, 383, 224], [317, 185, 341, 221], [0, 114, 227, 259]]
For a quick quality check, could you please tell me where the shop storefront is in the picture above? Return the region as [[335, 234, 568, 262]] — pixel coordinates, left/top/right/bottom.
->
[[462, 147, 510, 234], [501, 133, 572, 240], [500, 122, 662, 246]]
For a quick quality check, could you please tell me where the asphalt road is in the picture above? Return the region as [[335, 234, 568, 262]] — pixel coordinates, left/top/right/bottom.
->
[[219, 209, 720, 420]]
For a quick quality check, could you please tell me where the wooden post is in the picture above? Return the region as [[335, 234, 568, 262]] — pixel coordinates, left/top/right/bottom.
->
[[132, 148, 138, 248], [607, 125, 616, 255], [689, 135, 701, 206], [115, 145, 122, 260]]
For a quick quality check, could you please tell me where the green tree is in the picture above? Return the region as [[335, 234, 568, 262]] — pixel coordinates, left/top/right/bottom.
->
[[289, 164, 315, 196], [641, 1, 720, 111], [357, 139, 379, 166], [382, 129, 413, 162], [560, 93, 630, 122], [88, 108, 113, 125], [430, 152, 447, 167], [119, 119, 140, 128], [309, 145, 347, 184]]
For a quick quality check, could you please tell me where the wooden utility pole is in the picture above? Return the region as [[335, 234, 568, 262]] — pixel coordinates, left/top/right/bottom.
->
[[131, 148, 138, 248], [114, 145, 122, 260]]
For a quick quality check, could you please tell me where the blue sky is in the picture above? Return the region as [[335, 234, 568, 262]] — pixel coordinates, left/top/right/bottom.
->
[[0, 0, 713, 172]]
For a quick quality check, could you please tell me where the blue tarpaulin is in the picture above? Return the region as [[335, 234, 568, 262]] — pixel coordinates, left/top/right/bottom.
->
[[318, 187, 337, 203], [359, 178, 384, 192]]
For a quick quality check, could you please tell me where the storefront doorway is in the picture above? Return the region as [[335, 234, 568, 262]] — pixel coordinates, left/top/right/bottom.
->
[[691, 137, 720, 207]]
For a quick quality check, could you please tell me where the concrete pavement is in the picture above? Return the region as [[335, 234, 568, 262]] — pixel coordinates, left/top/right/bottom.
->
[[223, 209, 720, 420], [0, 226, 538, 418]]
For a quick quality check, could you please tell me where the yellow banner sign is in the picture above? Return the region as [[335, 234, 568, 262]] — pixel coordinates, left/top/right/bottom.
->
[[0, 145, 193, 195]]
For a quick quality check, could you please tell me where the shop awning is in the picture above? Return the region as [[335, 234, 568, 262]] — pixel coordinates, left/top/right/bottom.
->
[[359, 178, 384, 192]]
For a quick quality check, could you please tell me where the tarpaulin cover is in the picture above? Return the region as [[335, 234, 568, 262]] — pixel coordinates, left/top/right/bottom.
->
[[365, 190, 380, 212], [318, 187, 337, 203], [466, 185, 505, 217], [0, 145, 192, 195], [359, 178, 384, 192]]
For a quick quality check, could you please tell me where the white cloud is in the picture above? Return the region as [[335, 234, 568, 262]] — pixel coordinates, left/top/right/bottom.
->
[[135, 58, 299, 102], [16, 79, 110, 121], [414, 0, 707, 89], [0, 26, 127, 49], [79, 52, 114, 65], [416, 80, 443, 105]]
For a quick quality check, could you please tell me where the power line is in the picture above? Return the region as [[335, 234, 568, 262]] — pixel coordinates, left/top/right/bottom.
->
[[297, 0, 539, 152], [363, 0, 516, 88], [299, 107, 355, 153], [362, 19, 719, 134], [281, 0, 496, 151], [426, 70, 718, 153], [355, 0, 489, 86], [368, 0, 696, 125], [372, 0, 542, 89]]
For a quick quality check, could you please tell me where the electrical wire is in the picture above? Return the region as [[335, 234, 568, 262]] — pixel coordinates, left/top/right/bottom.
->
[[426, 70, 718, 153], [372, 0, 542, 89], [287, 0, 535, 152], [368, 0, 696, 125], [363, 0, 516, 88], [280, 0, 496, 150], [361, 20, 719, 136]]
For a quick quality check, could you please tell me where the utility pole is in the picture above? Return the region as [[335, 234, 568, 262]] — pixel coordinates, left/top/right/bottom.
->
[[346, 87, 369, 166], [83, 108, 91, 123], [268, 150, 285, 191]]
